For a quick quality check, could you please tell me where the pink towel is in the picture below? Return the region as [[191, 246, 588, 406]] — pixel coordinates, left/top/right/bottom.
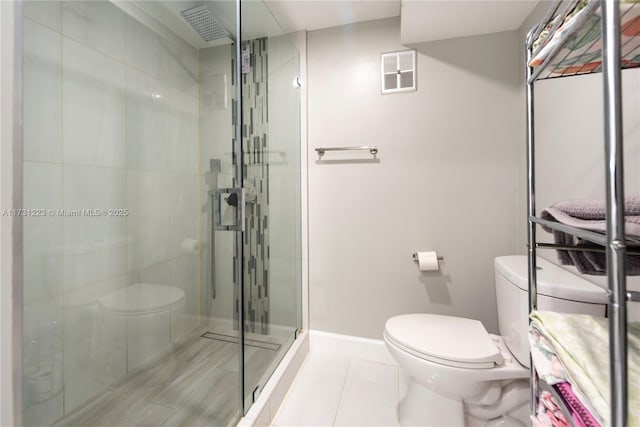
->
[[554, 382, 602, 427]]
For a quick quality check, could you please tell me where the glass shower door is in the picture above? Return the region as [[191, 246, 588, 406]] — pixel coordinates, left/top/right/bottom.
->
[[239, 2, 302, 412], [20, 0, 301, 423], [21, 1, 245, 425]]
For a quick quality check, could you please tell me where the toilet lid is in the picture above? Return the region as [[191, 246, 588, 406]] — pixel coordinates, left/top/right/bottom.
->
[[384, 314, 503, 369], [99, 283, 185, 316]]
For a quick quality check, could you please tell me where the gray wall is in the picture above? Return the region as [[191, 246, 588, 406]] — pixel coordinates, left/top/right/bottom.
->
[[307, 17, 525, 339]]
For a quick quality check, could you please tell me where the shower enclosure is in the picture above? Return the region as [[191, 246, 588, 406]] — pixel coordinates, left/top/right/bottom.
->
[[20, 1, 301, 425]]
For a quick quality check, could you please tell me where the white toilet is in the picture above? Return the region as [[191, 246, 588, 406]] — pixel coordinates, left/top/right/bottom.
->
[[98, 283, 186, 371], [383, 255, 608, 426]]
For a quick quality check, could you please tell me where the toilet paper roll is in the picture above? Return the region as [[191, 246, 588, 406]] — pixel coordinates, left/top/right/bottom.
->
[[180, 238, 200, 254], [416, 251, 440, 272]]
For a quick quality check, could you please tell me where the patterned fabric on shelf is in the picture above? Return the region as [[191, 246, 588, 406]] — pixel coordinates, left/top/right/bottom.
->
[[529, 311, 640, 427]]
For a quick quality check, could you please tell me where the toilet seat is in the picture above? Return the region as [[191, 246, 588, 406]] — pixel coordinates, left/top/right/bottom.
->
[[98, 283, 185, 316], [384, 314, 504, 369]]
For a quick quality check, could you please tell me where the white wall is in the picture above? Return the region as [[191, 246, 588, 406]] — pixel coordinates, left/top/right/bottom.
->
[[307, 18, 524, 339]]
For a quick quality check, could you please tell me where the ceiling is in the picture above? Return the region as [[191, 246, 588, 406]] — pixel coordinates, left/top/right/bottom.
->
[[265, 0, 540, 44], [401, 1, 540, 44], [264, 1, 400, 33]]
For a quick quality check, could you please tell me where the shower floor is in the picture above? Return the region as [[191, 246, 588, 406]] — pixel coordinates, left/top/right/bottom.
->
[[53, 327, 287, 427]]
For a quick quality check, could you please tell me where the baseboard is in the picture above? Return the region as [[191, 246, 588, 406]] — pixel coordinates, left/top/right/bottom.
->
[[309, 330, 398, 366]]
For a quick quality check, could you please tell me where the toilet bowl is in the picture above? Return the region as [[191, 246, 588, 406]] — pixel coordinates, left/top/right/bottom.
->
[[383, 256, 608, 426], [98, 283, 185, 370], [385, 314, 529, 426]]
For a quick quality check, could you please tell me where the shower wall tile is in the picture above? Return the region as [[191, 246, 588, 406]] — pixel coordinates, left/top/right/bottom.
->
[[165, 35, 199, 98], [23, 3, 207, 422], [126, 310, 173, 371], [63, 242, 127, 295], [171, 255, 198, 343], [199, 114, 233, 174], [207, 220, 236, 322], [63, 164, 126, 244], [268, 257, 298, 330], [126, 170, 172, 270], [22, 161, 63, 304], [24, 1, 61, 32], [199, 45, 235, 325], [266, 34, 302, 177], [126, 69, 170, 171], [23, 393, 63, 427], [62, 164, 127, 296], [200, 73, 229, 112], [167, 89, 198, 173], [23, 19, 62, 164], [240, 38, 271, 334], [22, 296, 64, 426], [62, 1, 126, 61], [268, 173, 298, 260], [200, 45, 232, 78], [170, 173, 198, 259], [125, 16, 167, 80], [199, 45, 234, 175], [135, 259, 172, 286], [62, 37, 126, 168], [63, 289, 127, 414], [64, 275, 128, 312]]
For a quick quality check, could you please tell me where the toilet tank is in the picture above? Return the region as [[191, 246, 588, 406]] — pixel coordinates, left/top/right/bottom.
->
[[494, 256, 607, 367]]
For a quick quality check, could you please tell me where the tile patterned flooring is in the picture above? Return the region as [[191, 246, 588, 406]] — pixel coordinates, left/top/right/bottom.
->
[[54, 330, 283, 427], [272, 352, 402, 427]]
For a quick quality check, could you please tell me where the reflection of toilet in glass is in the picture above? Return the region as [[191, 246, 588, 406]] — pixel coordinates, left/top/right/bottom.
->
[[97, 283, 185, 371], [384, 256, 608, 426], [45, 237, 186, 412]]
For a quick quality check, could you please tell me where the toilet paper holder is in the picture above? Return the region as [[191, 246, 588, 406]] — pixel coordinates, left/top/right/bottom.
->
[[412, 253, 444, 263]]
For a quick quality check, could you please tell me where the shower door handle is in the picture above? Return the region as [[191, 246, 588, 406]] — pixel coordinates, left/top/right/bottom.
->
[[211, 187, 245, 232]]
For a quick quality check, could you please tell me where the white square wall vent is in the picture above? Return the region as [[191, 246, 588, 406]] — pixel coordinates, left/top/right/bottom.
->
[[381, 50, 416, 94]]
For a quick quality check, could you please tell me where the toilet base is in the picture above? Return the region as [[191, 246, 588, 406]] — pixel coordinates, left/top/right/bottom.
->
[[398, 378, 465, 426]]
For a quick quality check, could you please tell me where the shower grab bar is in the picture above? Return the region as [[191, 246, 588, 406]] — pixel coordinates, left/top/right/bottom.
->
[[315, 146, 378, 156]]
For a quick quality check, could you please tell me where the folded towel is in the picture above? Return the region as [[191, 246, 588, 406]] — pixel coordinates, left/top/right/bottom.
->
[[554, 382, 602, 427], [529, 311, 640, 427], [532, 390, 571, 427], [540, 197, 640, 275], [540, 197, 640, 236], [529, 1, 640, 75]]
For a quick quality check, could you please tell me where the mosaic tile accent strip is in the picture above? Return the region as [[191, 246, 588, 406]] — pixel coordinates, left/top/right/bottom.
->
[[232, 37, 270, 335]]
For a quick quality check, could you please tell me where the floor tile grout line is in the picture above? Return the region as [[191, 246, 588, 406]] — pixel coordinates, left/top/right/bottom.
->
[[330, 357, 352, 426]]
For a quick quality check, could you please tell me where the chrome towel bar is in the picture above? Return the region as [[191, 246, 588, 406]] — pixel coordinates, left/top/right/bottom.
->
[[315, 146, 378, 156]]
